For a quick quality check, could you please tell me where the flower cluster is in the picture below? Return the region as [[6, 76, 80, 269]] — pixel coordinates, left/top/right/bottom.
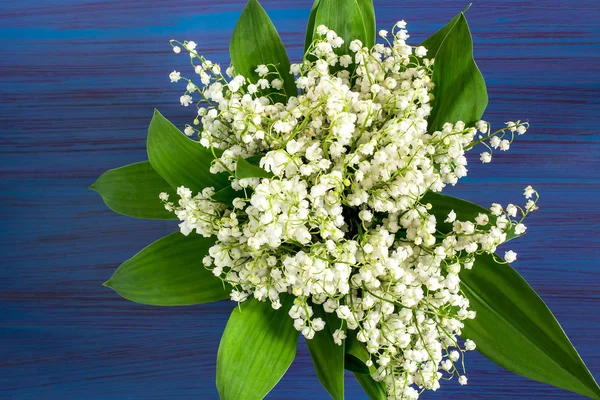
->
[[163, 22, 535, 399]]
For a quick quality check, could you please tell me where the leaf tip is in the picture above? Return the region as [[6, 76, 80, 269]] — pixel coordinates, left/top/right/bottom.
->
[[89, 172, 104, 192], [102, 279, 113, 288], [245, 0, 261, 9], [150, 109, 165, 127]]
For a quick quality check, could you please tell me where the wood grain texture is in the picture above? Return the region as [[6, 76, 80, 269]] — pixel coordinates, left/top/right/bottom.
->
[[0, 0, 598, 398]]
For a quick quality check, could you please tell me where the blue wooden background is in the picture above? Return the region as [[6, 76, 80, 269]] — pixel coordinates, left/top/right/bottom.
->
[[1, 0, 599, 398]]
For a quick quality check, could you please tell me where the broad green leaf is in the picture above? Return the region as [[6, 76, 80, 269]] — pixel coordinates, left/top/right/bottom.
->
[[245, 153, 264, 166], [305, 0, 375, 54], [345, 329, 371, 371], [356, 0, 376, 49], [230, 0, 296, 102], [147, 109, 229, 194], [344, 329, 375, 376], [304, 0, 322, 54], [235, 156, 273, 179], [217, 295, 299, 400], [345, 331, 387, 399], [306, 0, 369, 57], [424, 192, 599, 396], [353, 372, 387, 400], [424, 13, 488, 132], [104, 232, 230, 306], [421, 191, 517, 241], [345, 354, 370, 374], [90, 161, 176, 220], [306, 305, 345, 400], [461, 253, 600, 399], [420, 6, 467, 55], [211, 154, 266, 206], [212, 185, 243, 206]]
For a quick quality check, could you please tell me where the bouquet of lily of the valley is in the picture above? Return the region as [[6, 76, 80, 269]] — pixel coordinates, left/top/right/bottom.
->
[[91, 1, 600, 399]]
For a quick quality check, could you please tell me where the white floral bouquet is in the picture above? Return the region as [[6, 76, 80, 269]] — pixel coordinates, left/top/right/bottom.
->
[[91, 1, 600, 399]]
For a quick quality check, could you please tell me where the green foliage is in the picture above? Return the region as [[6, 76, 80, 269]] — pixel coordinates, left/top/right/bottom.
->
[[353, 372, 387, 400], [422, 191, 518, 241], [235, 156, 273, 179], [420, 12, 461, 56], [147, 110, 229, 193], [90, 161, 176, 220], [212, 185, 243, 207], [422, 12, 488, 132], [356, 0, 376, 49], [92, 6, 600, 400], [426, 191, 600, 398], [345, 329, 371, 371], [304, 0, 322, 54], [306, 305, 346, 399], [304, 0, 374, 57], [462, 253, 600, 399], [230, 0, 296, 102], [345, 354, 370, 374], [345, 330, 386, 399], [217, 295, 299, 399], [104, 232, 230, 306]]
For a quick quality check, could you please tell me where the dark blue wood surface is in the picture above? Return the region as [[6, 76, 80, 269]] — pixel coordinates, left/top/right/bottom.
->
[[1, 0, 599, 399]]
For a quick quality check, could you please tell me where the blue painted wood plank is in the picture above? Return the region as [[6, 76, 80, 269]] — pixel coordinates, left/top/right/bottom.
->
[[1, 0, 599, 399]]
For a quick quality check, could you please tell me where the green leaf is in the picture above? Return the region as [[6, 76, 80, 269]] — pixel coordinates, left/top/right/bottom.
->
[[344, 328, 380, 374], [345, 329, 371, 368], [212, 185, 243, 207], [421, 191, 518, 241], [235, 156, 273, 179], [344, 327, 388, 399], [306, 0, 369, 57], [217, 295, 299, 400], [304, 0, 322, 54], [245, 153, 264, 166], [420, 7, 465, 55], [461, 253, 600, 399], [211, 154, 266, 206], [423, 12, 488, 132], [305, 0, 375, 54], [353, 372, 387, 400], [424, 193, 600, 397], [356, 0, 376, 49], [147, 109, 229, 194], [343, 329, 374, 376], [306, 305, 345, 400], [345, 354, 370, 374], [90, 161, 176, 220], [104, 232, 230, 306], [230, 0, 296, 102]]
